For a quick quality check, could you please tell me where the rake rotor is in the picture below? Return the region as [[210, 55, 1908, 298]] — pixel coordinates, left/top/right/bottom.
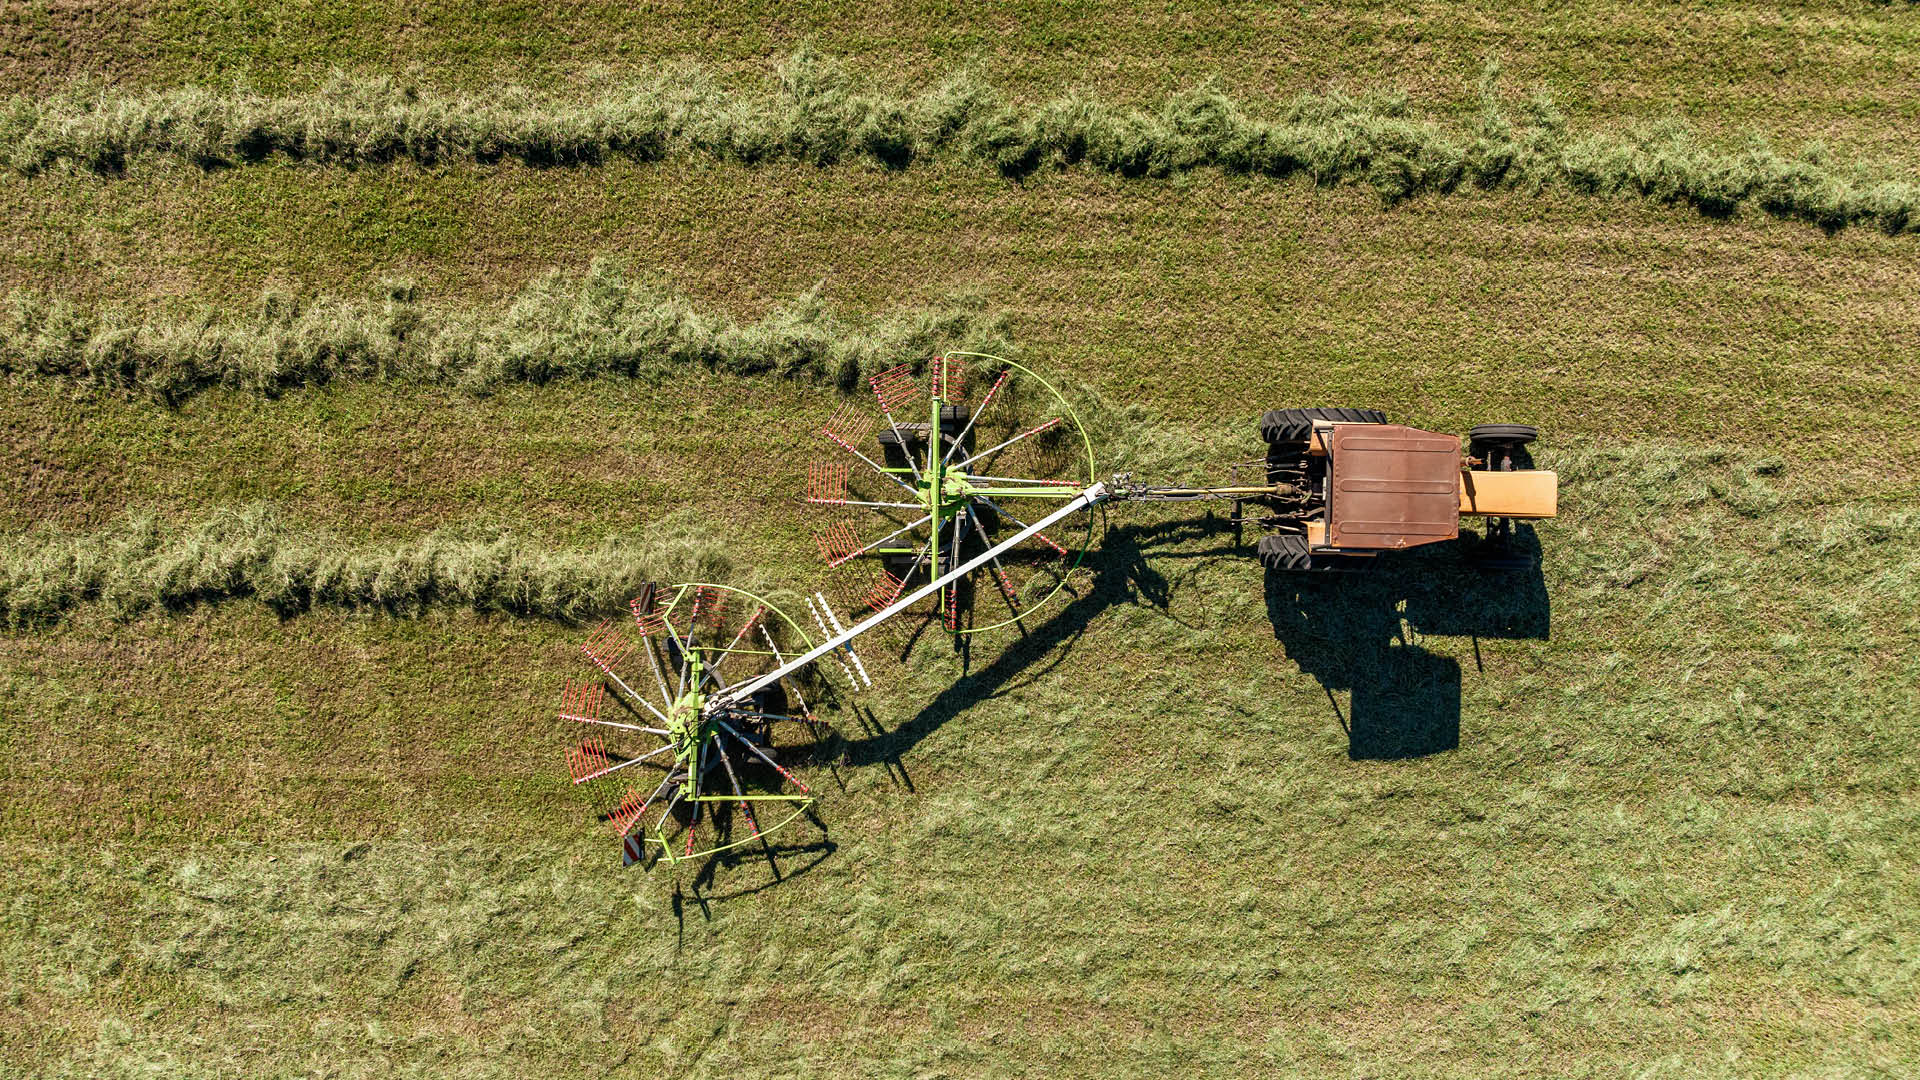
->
[[555, 353, 1103, 868], [557, 583, 834, 866], [801, 352, 1097, 648]]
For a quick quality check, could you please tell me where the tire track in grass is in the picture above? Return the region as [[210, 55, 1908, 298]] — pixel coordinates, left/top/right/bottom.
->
[[4, 441, 1915, 630]]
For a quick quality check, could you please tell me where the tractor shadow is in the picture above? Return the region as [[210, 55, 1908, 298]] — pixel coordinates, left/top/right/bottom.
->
[[1264, 524, 1550, 759]]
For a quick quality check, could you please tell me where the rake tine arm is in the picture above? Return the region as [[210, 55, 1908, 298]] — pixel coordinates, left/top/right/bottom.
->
[[708, 607, 766, 678], [973, 496, 1069, 556], [941, 368, 1011, 468], [943, 501, 973, 630], [834, 442, 919, 496], [714, 719, 813, 795], [962, 506, 1027, 619], [639, 634, 675, 705], [574, 742, 675, 784], [650, 603, 694, 696], [837, 514, 933, 566], [599, 669, 673, 726], [713, 737, 761, 839], [955, 416, 1062, 472], [880, 409, 926, 488], [871, 363, 928, 488]]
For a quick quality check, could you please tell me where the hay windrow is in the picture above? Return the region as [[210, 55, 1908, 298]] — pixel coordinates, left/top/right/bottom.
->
[[3, 50, 1915, 234], [0, 506, 740, 627], [0, 259, 1008, 402]]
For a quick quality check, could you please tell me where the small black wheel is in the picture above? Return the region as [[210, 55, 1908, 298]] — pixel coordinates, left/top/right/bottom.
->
[[1257, 533, 1370, 573], [1258, 533, 1311, 571], [1469, 424, 1537, 471], [1260, 408, 1389, 445], [749, 683, 788, 719], [878, 407, 974, 463], [880, 549, 923, 584]]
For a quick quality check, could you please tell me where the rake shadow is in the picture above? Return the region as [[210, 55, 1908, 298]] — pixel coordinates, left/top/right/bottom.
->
[[845, 513, 1550, 767], [841, 511, 1239, 768]]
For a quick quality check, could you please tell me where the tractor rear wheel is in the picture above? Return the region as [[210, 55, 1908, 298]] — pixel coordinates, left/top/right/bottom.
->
[[1259, 408, 1387, 446], [1257, 533, 1371, 573]]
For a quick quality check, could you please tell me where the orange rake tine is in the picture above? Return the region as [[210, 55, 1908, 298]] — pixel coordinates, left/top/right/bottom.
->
[[608, 786, 653, 837], [581, 620, 634, 675], [822, 401, 877, 452], [566, 736, 613, 783], [806, 462, 851, 504], [870, 362, 920, 413], [559, 678, 606, 722], [815, 521, 863, 567], [863, 569, 906, 612]]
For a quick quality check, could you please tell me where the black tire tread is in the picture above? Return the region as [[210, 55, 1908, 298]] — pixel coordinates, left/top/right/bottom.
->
[[1256, 533, 1371, 573], [1260, 407, 1388, 445], [1468, 423, 1538, 445]]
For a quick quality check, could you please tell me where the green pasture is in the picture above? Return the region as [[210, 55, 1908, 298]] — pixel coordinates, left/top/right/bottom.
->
[[2, 4, 1917, 1076]]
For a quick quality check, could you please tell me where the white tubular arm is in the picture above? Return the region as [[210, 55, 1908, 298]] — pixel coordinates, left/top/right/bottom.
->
[[712, 482, 1108, 708]]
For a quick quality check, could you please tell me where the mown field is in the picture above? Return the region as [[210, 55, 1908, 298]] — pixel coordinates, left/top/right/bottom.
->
[[3, 4, 1918, 1077]]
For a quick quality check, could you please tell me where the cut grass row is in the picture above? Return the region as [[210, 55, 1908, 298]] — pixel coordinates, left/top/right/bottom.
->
[[5, 52, 1918, 235], [1, 259, 1005, 401], [2, 171, 1915, 513], [8, 439, 1916, 632], [7, 3, 1920, 162], [0, 504, 747, 627]]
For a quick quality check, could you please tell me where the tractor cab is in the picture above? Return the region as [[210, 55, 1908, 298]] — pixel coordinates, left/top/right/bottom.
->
[[1251, 409, 1558, 571]]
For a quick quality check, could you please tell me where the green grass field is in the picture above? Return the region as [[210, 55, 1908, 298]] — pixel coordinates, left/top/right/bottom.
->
[[3, 4, 1918, 1077]]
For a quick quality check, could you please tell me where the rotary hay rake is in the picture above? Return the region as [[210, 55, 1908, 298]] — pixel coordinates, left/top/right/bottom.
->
[[558, 352, 1561, 865]]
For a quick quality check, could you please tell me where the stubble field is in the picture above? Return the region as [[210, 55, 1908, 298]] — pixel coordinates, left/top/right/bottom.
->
[[2, 4, 1917, 1077]]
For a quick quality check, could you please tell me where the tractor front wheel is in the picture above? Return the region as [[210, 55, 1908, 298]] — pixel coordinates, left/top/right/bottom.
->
[[1469, 424, 1537, 471]]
